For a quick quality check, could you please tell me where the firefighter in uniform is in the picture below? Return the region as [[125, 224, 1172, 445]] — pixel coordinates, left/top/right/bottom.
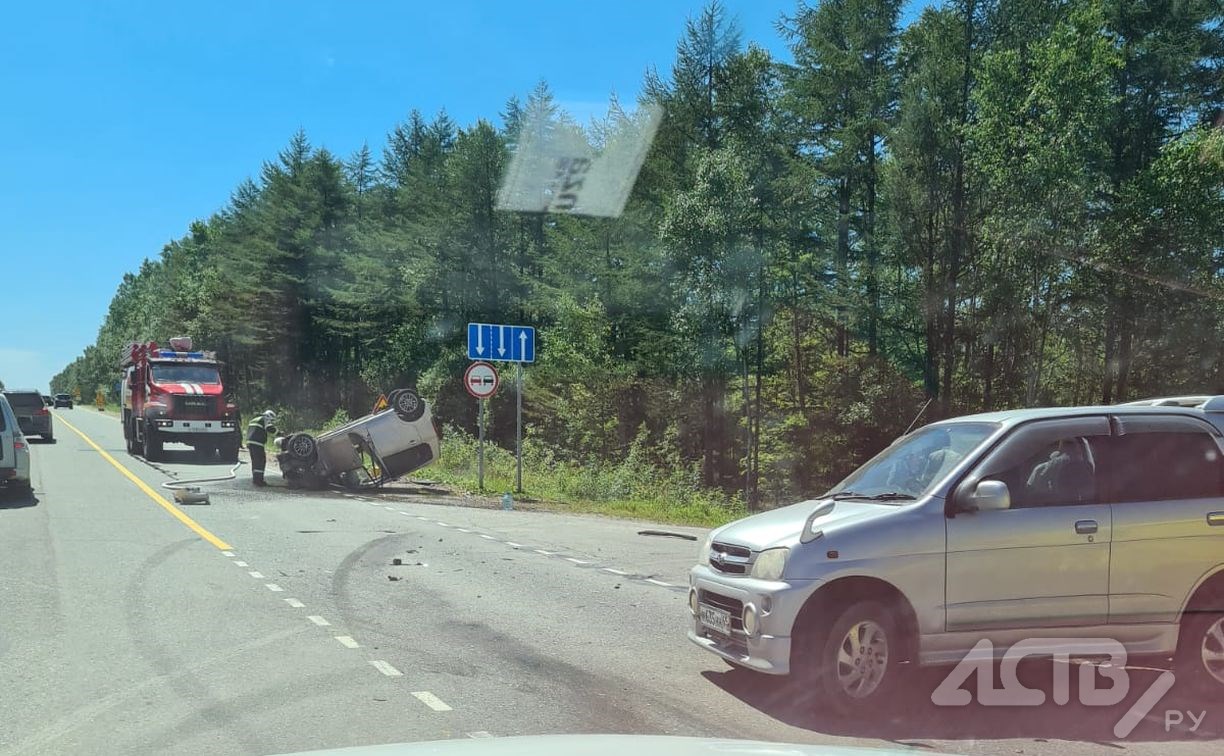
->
[[247, 410, 277, 486]]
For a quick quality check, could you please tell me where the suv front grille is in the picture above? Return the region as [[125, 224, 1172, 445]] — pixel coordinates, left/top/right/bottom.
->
[[709, 541, 753, 574]]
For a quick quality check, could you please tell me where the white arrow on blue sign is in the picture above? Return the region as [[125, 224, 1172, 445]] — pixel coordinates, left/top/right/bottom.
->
[[467, 323, 536, 363]]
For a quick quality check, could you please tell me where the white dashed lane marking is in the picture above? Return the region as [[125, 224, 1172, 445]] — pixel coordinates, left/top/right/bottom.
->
[[248, 571, 265, 579], [369, 660, 403, 677], [234, 561, 249, 567], [308, 616, 331, 626], [645, 578, 673, 588], [602, 568, 628, 575], [285, 598, 306, 608], [534, 549, 555, 555], [457, 528, 472, 533], [480, 534, 495, 540], [335, 635, 360, 649], [565, 558, 590, 565], [265, 583, 284, 592], [467, 731, 493, 739], [221, 551, 235, 557], [412, 691, 453, 711], [505, 542, 523, 548]]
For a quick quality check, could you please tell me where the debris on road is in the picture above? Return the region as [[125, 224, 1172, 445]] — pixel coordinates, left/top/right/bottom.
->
[[637, 529, 697, 541]]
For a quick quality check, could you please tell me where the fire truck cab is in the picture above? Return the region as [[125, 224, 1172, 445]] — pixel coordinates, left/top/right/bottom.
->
[[120, 337, 241, 462]]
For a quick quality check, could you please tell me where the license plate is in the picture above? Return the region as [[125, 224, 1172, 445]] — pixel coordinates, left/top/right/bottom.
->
[[699, 604, 732, 636]]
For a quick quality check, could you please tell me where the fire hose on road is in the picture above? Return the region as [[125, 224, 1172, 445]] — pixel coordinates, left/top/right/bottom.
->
[[160, 458, 246, 504]]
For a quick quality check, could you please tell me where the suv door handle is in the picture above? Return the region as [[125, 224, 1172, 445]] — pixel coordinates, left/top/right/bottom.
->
[[1075, 520, 1098, 535]]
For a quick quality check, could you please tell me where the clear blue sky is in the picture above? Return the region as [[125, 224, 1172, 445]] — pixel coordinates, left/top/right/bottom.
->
[[0, 0, 927, 391]]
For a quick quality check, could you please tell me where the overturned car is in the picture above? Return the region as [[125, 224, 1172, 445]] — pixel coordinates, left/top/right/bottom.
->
[[275, 389, 440, 490]]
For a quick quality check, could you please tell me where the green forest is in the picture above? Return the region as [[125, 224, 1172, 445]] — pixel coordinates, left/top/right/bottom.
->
[[53, 0, 1224, 515]]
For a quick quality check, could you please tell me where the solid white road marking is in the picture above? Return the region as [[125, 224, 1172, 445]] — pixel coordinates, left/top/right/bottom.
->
[[565, 558, 590, 565], [602, 568, 628, 575], [308, 615, 331, 626], [265, 583, 284, 592], [645, 578, 673, 587], [335, 635, 360, 648], [370, 660, 403, 677], [248, 571, 265, 578], [222, 551, 235, 557], [234, 561, 249, 567], [411, 691, 453, 711], [285, 598, 306, 608]]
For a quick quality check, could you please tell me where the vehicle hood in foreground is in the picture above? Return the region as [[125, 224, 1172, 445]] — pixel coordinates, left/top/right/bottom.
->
[[272, 734, 958, 756], [713, 499, 899, 550]]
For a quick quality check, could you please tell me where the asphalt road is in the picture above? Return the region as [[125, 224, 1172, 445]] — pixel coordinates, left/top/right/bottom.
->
[[1, 408, 1221, 755]]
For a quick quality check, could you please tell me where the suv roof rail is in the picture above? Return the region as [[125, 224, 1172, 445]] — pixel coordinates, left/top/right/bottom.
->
[[1119, 395, 1224, 410]]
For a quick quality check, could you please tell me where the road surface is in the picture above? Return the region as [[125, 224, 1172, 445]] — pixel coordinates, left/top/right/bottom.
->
[[0, 408, 1220, 755]]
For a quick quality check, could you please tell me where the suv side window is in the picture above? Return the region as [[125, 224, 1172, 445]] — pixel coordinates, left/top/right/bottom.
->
[[0, 397, 8, 432], [988, 436, 1098, 508], [1093, 430, 1224, 503], [953, 416, 1110, 511]]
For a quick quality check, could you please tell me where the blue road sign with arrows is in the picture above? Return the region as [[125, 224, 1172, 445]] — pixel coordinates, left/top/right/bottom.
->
[[467, 323, 536, 363]]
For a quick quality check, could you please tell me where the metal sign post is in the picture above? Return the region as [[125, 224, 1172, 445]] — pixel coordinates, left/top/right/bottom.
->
[[516, 362, 523, 493], [478, 399, 485, 491]]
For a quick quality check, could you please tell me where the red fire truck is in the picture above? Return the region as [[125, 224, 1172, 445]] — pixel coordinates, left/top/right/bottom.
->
[[120, 336, 241, 462]]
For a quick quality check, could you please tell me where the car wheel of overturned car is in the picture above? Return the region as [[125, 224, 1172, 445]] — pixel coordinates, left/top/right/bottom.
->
[[286, 433, 318, 462], [393, 388, 425, 421], [1176, 609, 1224, 696], [815, 600, 903, 715], [386, 389, 402, 410]]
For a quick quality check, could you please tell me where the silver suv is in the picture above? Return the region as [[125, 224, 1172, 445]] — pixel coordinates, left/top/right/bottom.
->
[[689, 399, 1224, 711]]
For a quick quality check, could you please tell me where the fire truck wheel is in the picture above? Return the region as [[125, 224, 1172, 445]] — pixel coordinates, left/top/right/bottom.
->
[[142, 425, 163, 461]]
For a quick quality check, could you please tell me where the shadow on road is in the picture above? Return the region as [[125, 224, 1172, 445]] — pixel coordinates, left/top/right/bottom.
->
[[705, 659, 1222, 744], [0, 488, 38, 509]]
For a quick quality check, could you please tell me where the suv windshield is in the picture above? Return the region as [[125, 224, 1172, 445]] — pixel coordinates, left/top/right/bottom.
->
[[828, 422, 998, 499], [150, 365, 221, 384]]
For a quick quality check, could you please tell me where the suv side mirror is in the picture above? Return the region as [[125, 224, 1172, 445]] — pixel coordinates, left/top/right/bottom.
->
[[965, 479, 1011, 512]]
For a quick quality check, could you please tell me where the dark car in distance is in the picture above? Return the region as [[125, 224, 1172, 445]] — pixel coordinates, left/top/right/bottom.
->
[[53, 393, 73, 408]]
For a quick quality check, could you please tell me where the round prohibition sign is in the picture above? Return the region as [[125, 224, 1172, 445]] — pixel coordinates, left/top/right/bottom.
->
[[464, 361, 500, 399]]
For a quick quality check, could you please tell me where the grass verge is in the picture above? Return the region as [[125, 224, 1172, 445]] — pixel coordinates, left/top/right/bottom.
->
[[428, 428, 748, 528]]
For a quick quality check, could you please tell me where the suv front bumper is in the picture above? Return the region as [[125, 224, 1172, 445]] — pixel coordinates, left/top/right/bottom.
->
[[687, 565, 818, 676]]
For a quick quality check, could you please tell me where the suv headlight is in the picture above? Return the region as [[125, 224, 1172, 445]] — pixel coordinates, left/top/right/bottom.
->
[[698, 533, 713, 565], [750, 547, 789, 580]]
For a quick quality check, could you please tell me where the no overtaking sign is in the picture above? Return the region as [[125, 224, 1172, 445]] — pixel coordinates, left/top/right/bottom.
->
[[465, 361, 499, 399]]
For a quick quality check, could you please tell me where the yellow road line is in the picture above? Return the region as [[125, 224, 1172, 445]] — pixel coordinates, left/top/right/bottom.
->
[[54, 413, 233, 551]]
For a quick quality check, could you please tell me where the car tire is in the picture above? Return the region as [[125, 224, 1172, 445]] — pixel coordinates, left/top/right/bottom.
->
[[815, 600, 904, 716], [393, 389, 425, 422], [286, 433, 318, 463], [1176, 609, 1224, 696], [386, 389, 402, 411]]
